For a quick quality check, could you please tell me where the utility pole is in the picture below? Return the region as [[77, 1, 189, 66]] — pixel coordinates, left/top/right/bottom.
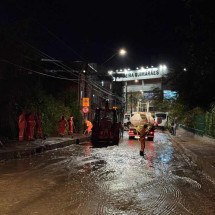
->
[[131, 91, 133, 114], [84, 62, 88, 120], [125, 81, 128, 112], [114, 72, 117, 107]]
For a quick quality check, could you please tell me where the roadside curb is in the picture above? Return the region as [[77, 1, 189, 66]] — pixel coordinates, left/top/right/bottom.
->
[[0, 136, 91, 161], [170, 134, 215, 181]]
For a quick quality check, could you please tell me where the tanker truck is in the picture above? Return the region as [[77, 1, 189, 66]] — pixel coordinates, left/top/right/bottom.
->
[[128, 112, 155, 140]]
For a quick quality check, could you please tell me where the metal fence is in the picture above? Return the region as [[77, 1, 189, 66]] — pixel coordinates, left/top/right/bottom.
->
[[181, 111, 215, 138]]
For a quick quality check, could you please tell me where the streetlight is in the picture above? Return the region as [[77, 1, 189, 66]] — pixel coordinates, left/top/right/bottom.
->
[[102, 48, 127, 108], [101, 48, 127, 66]]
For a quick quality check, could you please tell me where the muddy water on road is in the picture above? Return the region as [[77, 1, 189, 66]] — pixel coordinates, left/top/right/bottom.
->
[[0, 131, 215, 215]]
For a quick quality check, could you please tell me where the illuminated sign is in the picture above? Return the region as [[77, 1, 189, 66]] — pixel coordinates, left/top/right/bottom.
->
[[115, 67, 168, 82], [163, 90, 178, 100], [82, 97, 90, 107], [82, 106, 89, 113]]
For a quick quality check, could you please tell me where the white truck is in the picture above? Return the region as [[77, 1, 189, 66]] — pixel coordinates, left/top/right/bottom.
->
[[154, 112, 169, 130]]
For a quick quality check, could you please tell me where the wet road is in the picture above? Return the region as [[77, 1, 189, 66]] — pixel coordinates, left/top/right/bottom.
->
[[0, 131, 215, 215]]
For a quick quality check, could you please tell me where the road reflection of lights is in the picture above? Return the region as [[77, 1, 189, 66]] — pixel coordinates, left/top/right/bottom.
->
[[128, 139, 135, 147], [159, 147, 173, 164], [160, 154, 171, 163], [84, 142, 92, 156], [146, 142, 155, 168]]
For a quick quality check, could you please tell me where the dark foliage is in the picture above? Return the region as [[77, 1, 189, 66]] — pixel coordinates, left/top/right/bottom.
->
[[166, 0, 215, 110]]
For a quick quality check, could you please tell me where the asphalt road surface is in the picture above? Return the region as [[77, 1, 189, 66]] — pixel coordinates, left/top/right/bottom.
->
[[0, 130, 215, 215]]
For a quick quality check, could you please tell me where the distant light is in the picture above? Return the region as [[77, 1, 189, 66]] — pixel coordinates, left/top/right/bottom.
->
[[136, 67, 139, 70], [108, 70, 113, 75], [128, 68, 130, 71], [184, 68, 187, 71], [119, 48, 127, 56], [101, 81, 104, 86], [135, 80, 138, 83], [83, 70, 86, 73], [120, 69, 123, 71], [159, 64, 167, 70], [151, 66, 154, 68], [93, 94, 95, 97]]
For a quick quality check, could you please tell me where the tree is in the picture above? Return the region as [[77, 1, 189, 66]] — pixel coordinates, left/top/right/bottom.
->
[[166, 0, 215, 110]]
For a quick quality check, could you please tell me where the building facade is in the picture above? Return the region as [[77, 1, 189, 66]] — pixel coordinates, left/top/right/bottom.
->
[[112, 65, 168, 113]]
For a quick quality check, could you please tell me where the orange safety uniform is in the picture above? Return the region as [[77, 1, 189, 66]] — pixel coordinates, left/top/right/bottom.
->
[[18, 112, 26, 141], [27, 113, 36, 141], [68, 116, 74, 135], [85, 120, 93, 134], [139, 125, 148, 154], [58, 117, 67, 136]]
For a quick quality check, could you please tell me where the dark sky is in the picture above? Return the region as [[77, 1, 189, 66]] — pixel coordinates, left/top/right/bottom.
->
[[1, 0, 190, 70]]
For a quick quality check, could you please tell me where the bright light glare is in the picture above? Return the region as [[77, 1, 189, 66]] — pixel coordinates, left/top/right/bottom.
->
[[119, 49, 127, 56], [159, 64, 167, 70], [108, 70, 113, 75]]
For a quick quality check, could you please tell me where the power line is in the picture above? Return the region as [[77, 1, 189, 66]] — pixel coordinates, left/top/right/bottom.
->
[[21, 41, 123, 100], [22, 41, 80, 78], [0, 59, 78, 82]]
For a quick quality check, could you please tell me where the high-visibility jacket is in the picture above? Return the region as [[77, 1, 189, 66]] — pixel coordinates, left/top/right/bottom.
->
[[139, 127, 147, 151], [139, 128, 147, 140], [85, 120, 93, 133], [58, 118, 67, 136]]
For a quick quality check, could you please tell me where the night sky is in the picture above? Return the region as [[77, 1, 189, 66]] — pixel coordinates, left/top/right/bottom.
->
[[1, 0, 190, 70]]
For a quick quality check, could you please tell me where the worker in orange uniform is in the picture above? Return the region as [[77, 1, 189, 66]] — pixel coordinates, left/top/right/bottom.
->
[[18, 111, 26, 141], [85, 119, 93, 135], [35, 113, 43, 139], [27, 112, 36, 141], [139, 124, 148, 156], [58, 116, 67, 136], [68, 115, 74, 135]]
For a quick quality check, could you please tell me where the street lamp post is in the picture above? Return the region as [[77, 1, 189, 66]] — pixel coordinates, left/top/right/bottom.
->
[[130, 91, 133, 114], [104, 48, 127, 108], [125, 81, 128, 112], [101, 48, 127, 66]]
